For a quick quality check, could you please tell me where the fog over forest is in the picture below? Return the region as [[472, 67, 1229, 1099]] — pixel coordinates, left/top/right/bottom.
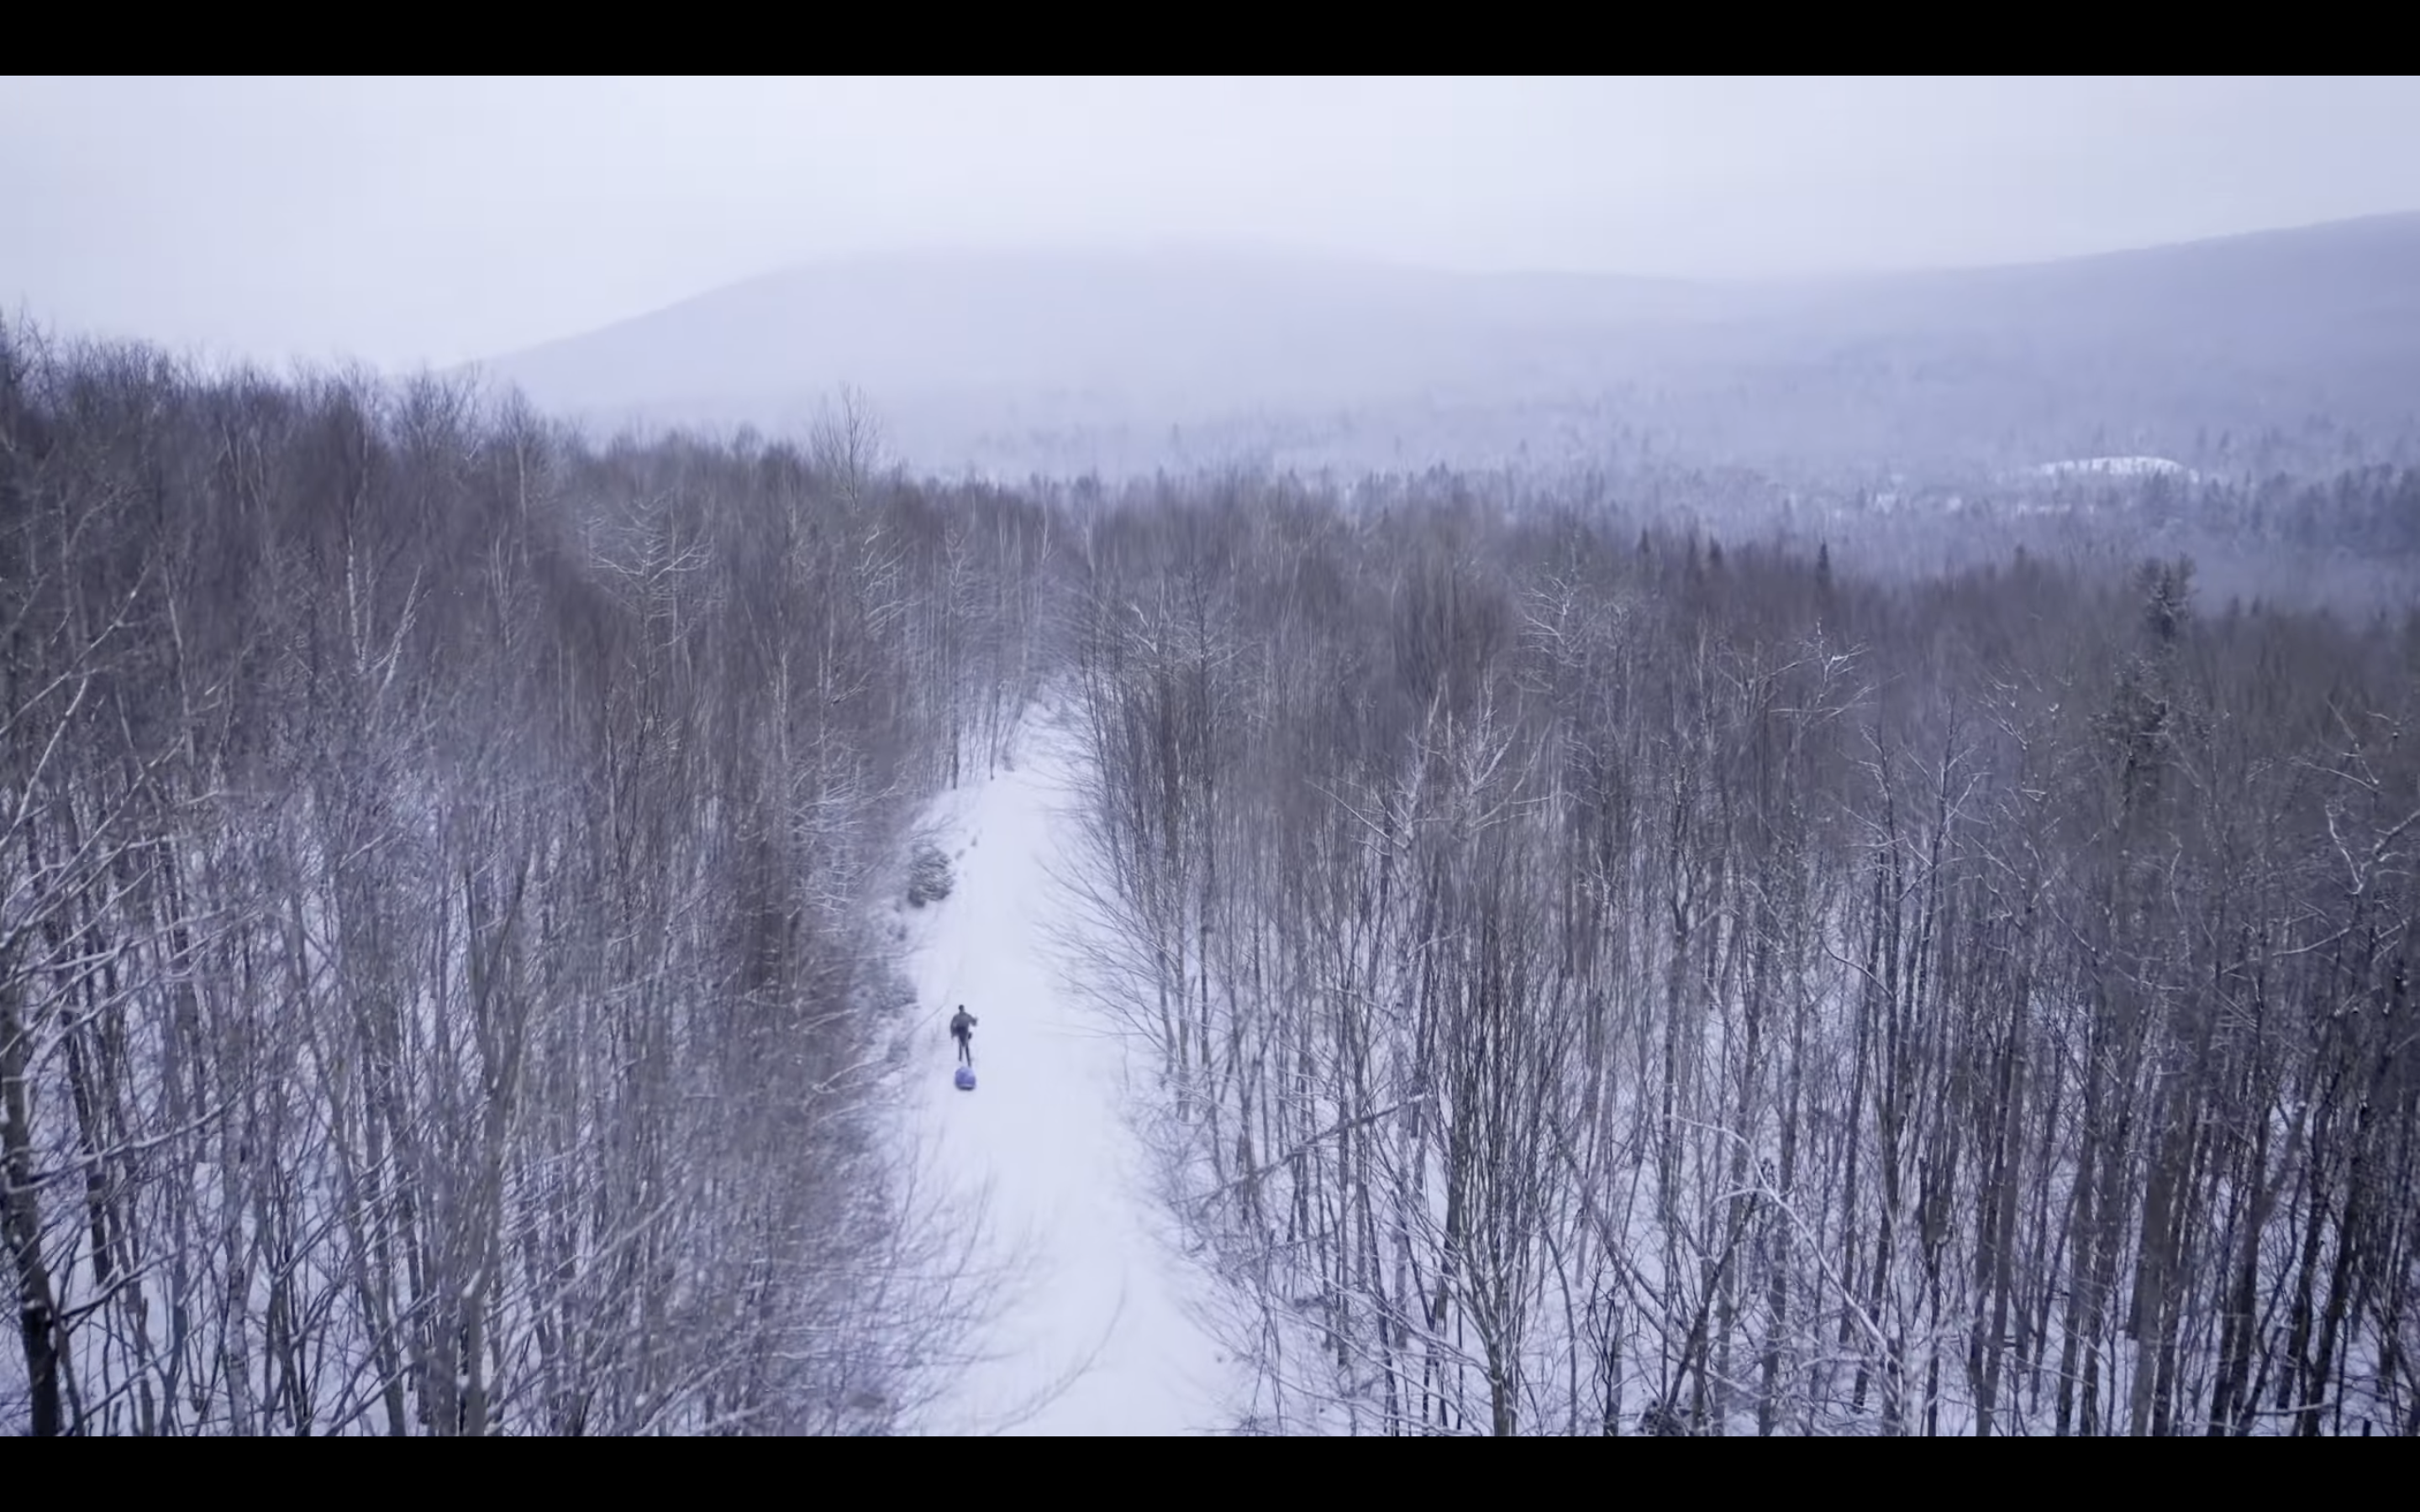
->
[[4, 75, 2420, 1436], [478, 214, 2420, 488]]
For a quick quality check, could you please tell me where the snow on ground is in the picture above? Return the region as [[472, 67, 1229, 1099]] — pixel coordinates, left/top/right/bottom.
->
[[2033, 455, 2197, 480], [898, 703, 1241, 1436]]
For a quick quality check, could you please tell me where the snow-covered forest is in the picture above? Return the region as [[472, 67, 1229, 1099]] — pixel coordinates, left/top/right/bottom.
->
[[0, 323, 1051, 1433], [5, 315, 2419, 1435], [1057, 484, 2420, 1436]]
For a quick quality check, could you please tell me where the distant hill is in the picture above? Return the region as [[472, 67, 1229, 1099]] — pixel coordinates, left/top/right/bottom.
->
[[475, 246, 1718, 414], [471, 215, 2420, 482]]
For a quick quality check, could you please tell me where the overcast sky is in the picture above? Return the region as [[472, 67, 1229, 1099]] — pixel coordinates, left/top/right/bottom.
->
[[7, 76, 2419, 371]]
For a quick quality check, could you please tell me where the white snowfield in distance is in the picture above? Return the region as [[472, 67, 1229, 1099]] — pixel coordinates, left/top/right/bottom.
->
[[2033, 455, 2200, 480]]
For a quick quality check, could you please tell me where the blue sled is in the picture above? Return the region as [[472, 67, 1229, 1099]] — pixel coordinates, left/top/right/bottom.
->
[[955, 1065, 977, 1092]]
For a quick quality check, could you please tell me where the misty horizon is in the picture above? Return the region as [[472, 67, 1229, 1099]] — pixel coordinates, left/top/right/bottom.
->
[[10, 76, 2420, 371], [471, 207, 2420, 363]]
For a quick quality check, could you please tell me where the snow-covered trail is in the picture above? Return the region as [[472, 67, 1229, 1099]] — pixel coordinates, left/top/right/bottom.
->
[[902, 706, 1237, 1436]]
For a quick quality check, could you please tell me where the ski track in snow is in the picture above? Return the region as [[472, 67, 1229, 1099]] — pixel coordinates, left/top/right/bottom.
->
[[903, 706, 1238, 1436]]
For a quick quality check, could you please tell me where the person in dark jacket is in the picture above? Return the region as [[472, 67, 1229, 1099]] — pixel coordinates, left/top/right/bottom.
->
[[949, 1005, 977, 1066]]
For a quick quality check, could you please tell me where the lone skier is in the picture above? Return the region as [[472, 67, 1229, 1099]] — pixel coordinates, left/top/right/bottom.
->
[[949, 1005, 977, 1066]]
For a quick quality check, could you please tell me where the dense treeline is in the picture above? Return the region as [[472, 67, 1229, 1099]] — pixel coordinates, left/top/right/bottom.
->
[[0, 322, 1048, 1434], [1060, 475, 2420, 1435], [11, 311, 2417, 1436]]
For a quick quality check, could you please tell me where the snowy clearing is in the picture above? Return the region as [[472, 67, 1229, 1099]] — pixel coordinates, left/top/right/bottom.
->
[[2033, 454, 2197, 480], [898, 704, 1240, 1436]]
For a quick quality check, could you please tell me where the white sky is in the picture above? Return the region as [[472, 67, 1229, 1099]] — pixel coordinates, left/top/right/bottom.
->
[[6, 76, 2418, 370]]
